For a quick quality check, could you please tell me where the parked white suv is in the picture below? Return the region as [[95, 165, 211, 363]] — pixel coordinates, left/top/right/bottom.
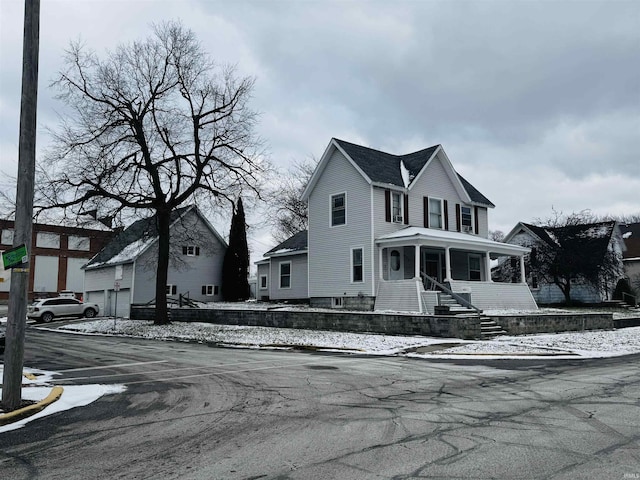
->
[[28, 297, 100, 323]]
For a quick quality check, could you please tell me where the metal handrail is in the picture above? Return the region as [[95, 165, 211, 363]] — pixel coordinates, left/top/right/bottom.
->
[[419, 272, 482, 315], [622, 292, 637, 307]]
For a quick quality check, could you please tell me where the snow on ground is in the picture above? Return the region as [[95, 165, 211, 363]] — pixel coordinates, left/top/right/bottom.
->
[[2, 309, 639, 432], [55, 318, 640, 360], [0, 365, 125, 433]]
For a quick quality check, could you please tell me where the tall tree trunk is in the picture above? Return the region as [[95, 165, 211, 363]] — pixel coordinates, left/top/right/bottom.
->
[[154, 210, 171, 325]]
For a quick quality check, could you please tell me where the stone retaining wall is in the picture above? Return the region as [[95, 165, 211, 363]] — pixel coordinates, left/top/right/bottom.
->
[[130, 306, 481, 339], [489, 313, 614, 335]]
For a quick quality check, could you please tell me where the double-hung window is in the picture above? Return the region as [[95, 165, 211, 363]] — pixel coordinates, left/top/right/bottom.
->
[[392, 192, 403, 223], [331, 193, 346, 226], [352, 247, 363, 283], [461, 206, 473, 232], [183, 245, 200, 256], [279, 262, 291, 289], [260, 275, 268, 290], [429, 198, 443, 229]]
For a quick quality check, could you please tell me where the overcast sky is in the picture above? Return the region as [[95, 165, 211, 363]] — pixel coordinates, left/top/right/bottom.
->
[[1, 0, 638, 260]]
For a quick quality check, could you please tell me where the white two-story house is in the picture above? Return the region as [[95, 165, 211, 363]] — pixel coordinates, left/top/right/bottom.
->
[[300, 138, 537, 313]]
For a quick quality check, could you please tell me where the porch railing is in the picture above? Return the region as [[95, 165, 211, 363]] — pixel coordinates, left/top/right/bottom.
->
[[419, 272, 482, 316], [622, 292, 637, 307]]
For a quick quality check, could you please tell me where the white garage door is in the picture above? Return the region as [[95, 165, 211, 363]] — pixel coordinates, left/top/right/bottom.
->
[[85, 291, 105, 316], [108, 288, 131, 318]]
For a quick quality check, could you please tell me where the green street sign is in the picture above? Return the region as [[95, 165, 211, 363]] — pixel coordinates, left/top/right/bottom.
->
[[2, 244, 29, 269]]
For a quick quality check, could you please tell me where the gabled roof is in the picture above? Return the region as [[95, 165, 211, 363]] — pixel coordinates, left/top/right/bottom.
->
[[265, 230, 308, 257], [506, 221, 619, 260], [619, 222, 640, 259], [84, 205, 225, 269], [302, 138, 494, 207]]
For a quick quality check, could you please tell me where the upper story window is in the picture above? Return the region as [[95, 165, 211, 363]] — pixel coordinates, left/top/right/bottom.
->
[[331, 193, 346, 227], [182, 245, 200, 256], [461, 206, 473, 233], [429, 198, 443, 229], [1, 229, 14, 245], [36, 232, 60, 249], [68, 235, 90, 251], [351, 247, 363, 283], [392, 192, 403, 223]]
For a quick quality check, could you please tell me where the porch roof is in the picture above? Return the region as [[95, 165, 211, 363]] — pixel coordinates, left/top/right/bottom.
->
[[376, 226, 530, 257]]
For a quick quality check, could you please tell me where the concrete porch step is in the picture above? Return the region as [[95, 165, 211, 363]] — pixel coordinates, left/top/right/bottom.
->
[[480, 319, 507, 338]]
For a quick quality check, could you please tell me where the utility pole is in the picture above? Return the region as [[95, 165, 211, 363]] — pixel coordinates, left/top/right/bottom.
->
[[2, 0, 40, 411]]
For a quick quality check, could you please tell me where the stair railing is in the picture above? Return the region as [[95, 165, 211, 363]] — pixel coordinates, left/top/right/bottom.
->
[[622, 292, 637, 307], [420, 272, 482, 316]]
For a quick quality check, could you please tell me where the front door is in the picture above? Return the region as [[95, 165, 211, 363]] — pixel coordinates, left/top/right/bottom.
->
[[422, 251, 442, 289], [389, 249, 404, 280]]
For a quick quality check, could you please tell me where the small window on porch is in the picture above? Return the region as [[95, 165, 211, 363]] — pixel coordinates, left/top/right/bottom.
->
[[469, 255, 481, 281]]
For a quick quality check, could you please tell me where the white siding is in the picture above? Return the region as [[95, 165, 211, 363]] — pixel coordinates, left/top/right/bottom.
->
[[256, 263, 270, 300], [134, 209, 226, 303], [0, 252, 10, 292], [270, 254, 308, 300], [308, 148, 373, 298], [34, 256, 58, 292], [449, 280, 538, 310]]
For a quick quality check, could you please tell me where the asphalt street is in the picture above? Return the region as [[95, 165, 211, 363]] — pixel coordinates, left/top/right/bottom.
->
[[1, 327, 639, 479]]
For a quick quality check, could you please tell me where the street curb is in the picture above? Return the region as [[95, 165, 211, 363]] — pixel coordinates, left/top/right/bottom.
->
[[0, 386, 64, 426]]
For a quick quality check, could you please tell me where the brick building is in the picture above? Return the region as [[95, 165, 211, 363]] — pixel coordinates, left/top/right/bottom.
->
[[0, 219, 115, 302]]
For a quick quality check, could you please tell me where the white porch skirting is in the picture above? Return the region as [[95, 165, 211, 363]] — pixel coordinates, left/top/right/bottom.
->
[[448, 280, 538, 311]]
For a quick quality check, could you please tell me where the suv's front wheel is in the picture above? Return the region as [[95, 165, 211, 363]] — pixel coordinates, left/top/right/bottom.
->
[[41, 312, 54, 323], [84, 308, 96, 318]]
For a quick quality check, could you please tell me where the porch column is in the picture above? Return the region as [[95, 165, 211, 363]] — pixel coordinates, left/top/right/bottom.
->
[[379, 247, 384, 280], [415, 245, 420, 279], [485, 252, 493, 282], [520, 255, 526, 283], [445, 247, 452, 281]]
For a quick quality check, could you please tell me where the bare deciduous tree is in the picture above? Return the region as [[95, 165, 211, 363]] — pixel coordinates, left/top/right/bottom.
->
[[266, 158, 316, 243], [37, 21, 268, 324]]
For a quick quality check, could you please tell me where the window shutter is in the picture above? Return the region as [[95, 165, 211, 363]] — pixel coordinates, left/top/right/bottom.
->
[[385, 190, 391, 222], [182, 246, 187, 255], [195, 246, 200, 256], [202, 285, 206, 295], [403, 194, 409, 225], [474, 206, 479, 234], [456, 204, 461, 232], [423, 197, 429, 228], [443, 200, 449, 230]]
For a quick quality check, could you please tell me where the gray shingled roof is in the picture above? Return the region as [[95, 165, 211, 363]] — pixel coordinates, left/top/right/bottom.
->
[[265, 230, 308, 255], [85, 205, 192, 268], [334, 138, 494, 207]]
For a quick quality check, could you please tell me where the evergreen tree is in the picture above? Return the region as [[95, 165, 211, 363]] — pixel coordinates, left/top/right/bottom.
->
[[222, 198, 250, 301]]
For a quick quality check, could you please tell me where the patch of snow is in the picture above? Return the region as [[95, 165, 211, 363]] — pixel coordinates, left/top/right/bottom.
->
[[623, 231, 632, 239], [400, 160, 410, 188], [88, 237, 154, 268], [0, 365, 125, 433]]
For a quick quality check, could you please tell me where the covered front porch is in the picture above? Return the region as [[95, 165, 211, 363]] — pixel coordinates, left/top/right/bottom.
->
[[374, 227, 537, 313]]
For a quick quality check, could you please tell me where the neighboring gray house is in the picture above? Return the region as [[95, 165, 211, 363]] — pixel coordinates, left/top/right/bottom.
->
[[502, 221, 626, 304], [256, 230, 308, 302], [619, 223, 640, 292], [299, 138, 536, 313], [83, 205, 227, 317]]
